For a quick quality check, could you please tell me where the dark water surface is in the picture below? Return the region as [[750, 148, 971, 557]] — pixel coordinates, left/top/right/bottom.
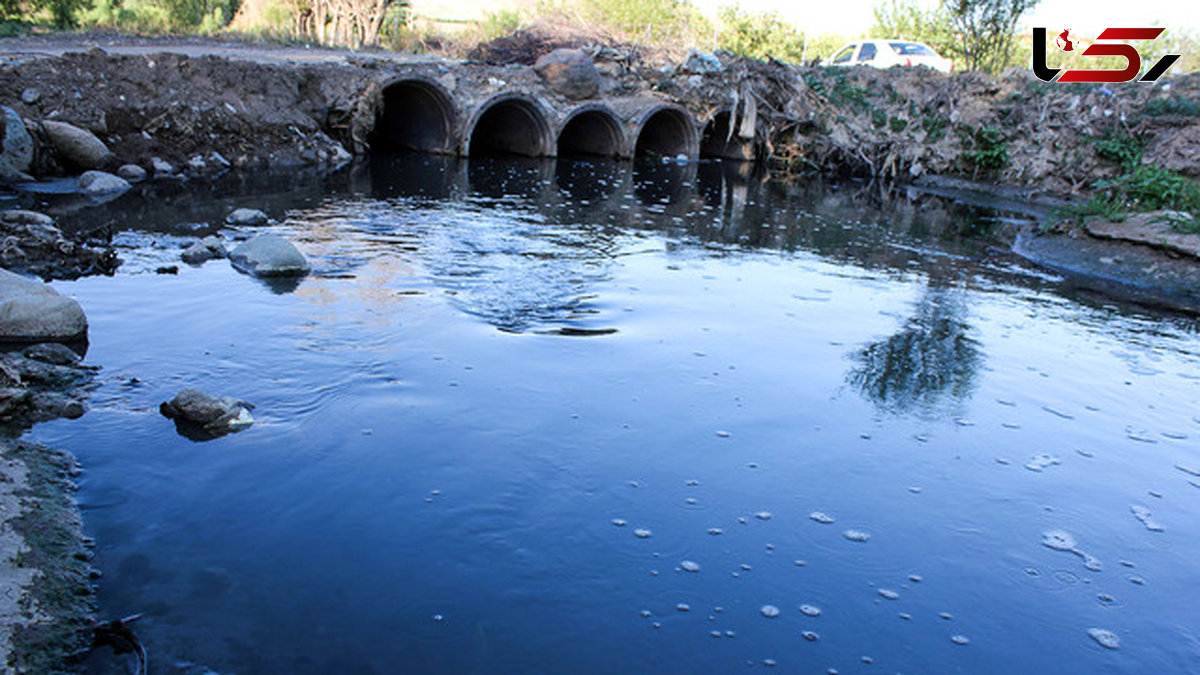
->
[[31, 157, 1200, 674]]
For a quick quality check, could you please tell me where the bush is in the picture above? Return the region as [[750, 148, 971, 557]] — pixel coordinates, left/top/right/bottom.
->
[[961, 124, 1007, 170], [716, 6, 805, 63]]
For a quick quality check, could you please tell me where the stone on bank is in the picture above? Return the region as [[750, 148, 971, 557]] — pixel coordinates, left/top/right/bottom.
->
[[0, 268, 87, 342]]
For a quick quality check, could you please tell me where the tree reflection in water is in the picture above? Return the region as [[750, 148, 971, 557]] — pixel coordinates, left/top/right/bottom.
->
[[848, 283, 983, 414]]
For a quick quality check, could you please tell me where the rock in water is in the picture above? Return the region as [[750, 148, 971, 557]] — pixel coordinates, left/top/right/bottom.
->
[[117, 164, 148, 182], [0, 268, 87, 342], [0, 106, 34, 179], [181, 236, 228, 265], [229, 234, 309, 278], [533, 49, 600, 100], [78, 170, 131, 196], [226, 208, 269, 226], [160, 388, 254, 439], [41, 120, 112, 170]]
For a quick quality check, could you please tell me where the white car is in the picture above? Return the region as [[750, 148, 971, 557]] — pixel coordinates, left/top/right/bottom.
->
[[826, 40, 953, 74]]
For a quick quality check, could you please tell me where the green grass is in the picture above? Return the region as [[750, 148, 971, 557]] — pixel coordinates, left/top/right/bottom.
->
[[1143, 96, 1200, 117]]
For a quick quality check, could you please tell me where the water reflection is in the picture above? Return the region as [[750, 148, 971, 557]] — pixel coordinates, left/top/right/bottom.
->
[[848, 282, 983, 414]]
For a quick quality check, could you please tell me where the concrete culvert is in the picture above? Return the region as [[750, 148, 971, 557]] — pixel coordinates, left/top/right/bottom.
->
[[468, 97, 554, 158], [558, 108, 624, 158], [373, 80, 456, 154], [700, 110, 759, 161], [634, 107, 697, 159]]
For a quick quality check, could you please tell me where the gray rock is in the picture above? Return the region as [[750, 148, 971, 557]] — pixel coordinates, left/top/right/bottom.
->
[[533, 49, 600, 100], [79, 170, 131, 196], [117, 164, 148, 182], [226, 208, 269, 226], [181, 236, 228, 265], [41, 120, 112, 171], [0, 268, 87, 342], [160, 387, 254, 435], [20, 88, 39, 105], [209, 151, 231, 168], [187, 155, 207, 170], [229, 234, 309, 277], [150, 156, 176, 176], [683, 49, 723, 75], [0, 210, 54, 227], [0, 106, 34, 179], [22, 342, 82, 366]]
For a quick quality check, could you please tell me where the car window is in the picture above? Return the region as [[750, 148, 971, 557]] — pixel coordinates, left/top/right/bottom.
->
[[858, 43, 877, 61], [888, 42, 937, 56], [832, 45, 856, 64]]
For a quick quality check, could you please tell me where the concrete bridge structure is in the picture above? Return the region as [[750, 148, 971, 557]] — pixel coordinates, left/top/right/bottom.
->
[[367, 74, 762, 162]]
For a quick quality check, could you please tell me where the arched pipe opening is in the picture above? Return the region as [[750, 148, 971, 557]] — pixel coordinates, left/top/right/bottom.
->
[[371, 79, 457, 154], [467, 96, 555, 158], [633, 106, 698, 160], [700, 110, 762, 162], [557, 107, 625, 159]]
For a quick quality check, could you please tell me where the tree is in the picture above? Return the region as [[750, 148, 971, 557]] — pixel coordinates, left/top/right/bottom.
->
[[943, 0, 1040, 74], [716, 6, 806, 63], [871, 0, 962, 64]]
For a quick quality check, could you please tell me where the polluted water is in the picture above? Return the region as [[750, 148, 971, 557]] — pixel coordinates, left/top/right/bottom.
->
[[34, 155, 1200, 675]]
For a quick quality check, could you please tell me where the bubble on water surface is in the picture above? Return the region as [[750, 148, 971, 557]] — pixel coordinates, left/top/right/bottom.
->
[[763, 659, 777, 667], [709, 630, 722, 638], [997, 399, 1016, 406], [908, 574, 923, 583], [1087, 628, 1120, 650], [1076, 449, 1094, 458], [794, 560, 807, 567], [1128, 576, 1146, 585], [755, 511, 773, 521], [799, 604, 821, 617], [432, 614, 444, 622], [1130, 504, 1164, 532], [802, 631, 820, 641], [708, 528, 723, 535], [1042, 530, 1077, 551], [676, 603, 691, 612], [939, 612, 953, 620], [611, 519, 627, 527], [680, 560, 701, 573], [715, 430, 731, 438], [640, 610, 652, 618], [634, 528, 653, 539], [685, 498, 698, 505], [1025, 454, 1062, 472], [686, 479, 700, 486], [843, 530, 870, 542], [908, 486, 922, 493], [810, 512, 835, 524], [877, 589, 899, 600], [1161, 431, 1188, 440], [899, 613, 911, 620], [950, 635, 970, 646], [760, 605, 781, 618]]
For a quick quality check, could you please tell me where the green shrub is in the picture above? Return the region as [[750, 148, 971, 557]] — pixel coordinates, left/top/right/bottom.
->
[[716, 6, 805, 63], [1143, 96, 1200, 117], [1091, 132, 1142, 171], [1120, 165, 1200, 212], [961, 124, 1008, 171]]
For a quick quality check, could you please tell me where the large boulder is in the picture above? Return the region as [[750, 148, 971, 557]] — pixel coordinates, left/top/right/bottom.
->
[[41, 120, 112, 171], [0, 268, 87, 342], [79, 170, 131, 196], [229, 234, 309, 277], [533, 49, 600, 100], [0, 106, 34, 180]]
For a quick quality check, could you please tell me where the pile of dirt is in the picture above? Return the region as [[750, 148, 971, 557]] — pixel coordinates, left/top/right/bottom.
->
[[466, 22, 646, 66]]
